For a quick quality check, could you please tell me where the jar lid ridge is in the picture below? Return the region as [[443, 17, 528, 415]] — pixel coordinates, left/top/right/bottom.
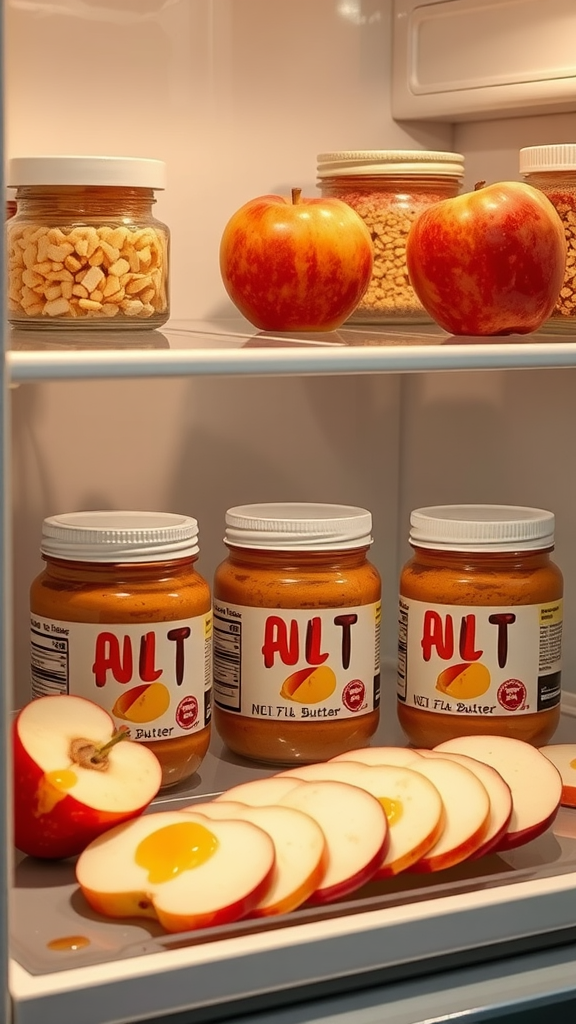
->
[[317, 150, 465, 179], [7, 156, 166, 189], [409, 504, 555, 552], [41, 511, 199, 562], [224, 502, 373, 551], [519, 144, 576, 174]]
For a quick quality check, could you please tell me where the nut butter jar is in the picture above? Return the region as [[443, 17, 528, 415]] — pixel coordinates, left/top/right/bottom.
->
[[7, 155, 169, 329], [316, 150, 464, 325], [30, 511, 212, 789], [398, 504, 563, 749], [213, 502, 381, 765]]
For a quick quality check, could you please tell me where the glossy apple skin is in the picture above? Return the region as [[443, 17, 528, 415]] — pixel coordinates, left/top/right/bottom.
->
[[406, 181, 567, 336], [13, 720, 157, 860], [219, 192, 374, 331]]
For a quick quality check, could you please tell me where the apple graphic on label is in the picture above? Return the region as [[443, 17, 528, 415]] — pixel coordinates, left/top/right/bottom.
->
[[76, 809, 276, 932], [14, 695, 162, 859], [185, 800, 328, 916], [435, 735, 563, 850]]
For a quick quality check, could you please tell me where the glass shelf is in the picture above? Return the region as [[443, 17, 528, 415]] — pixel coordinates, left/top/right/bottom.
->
[[6, 318, 576, 383]]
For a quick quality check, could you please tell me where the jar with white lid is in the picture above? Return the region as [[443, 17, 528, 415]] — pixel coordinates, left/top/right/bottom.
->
[[7, 156, 169, 329], [213, 502, 381, 765], [519, 145, 576, 333], [317, 150, 465, 325], [398, 504, 563, 749], [29, 511, 212, 789]]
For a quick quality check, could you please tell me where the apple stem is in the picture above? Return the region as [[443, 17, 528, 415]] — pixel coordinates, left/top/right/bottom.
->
[[69, 727, 130, 772], [475, 180, 487, 191], [291, 187, 302, 205]]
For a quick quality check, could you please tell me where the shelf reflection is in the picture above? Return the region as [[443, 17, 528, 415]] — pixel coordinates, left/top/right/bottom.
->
[[8, 326, 171, 352]]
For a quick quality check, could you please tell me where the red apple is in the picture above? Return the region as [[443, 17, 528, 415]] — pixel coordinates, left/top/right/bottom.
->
[[76, 809, 276, 933], [405, 180, 567, 335], [14, 695, 162, 859], [219, 187, 374, 331]]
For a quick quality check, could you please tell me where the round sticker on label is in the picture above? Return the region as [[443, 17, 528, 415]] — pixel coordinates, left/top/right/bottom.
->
[[497, 679, 527, 712], [342, 679, 366, 712], [176, 695, 199, 729]]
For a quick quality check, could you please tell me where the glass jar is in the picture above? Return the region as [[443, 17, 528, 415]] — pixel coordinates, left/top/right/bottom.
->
[[317, 151, 464, 325], [398, 504, 563, 749], [7, 156, 169, 329], [6, 187, 16, 220], [213, 502, 381, 765], [30, 511, 212, 789], [519, 145, 576, 334]]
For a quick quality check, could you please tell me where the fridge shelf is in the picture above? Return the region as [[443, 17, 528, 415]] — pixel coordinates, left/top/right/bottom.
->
[[10, 691, 576, 1024], [6, 318, 576, 383]]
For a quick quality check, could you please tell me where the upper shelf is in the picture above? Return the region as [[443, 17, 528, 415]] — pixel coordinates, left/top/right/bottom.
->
[[6, 318, 576, 382]]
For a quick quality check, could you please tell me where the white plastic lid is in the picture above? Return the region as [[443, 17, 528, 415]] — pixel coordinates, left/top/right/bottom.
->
[[519, 144, 576, 174], [41, 511, 198, 562], [317, 150, 465, 179], [224, 502, 373, 551], [7, 156, 166, 189], [409, 504, 555, 552]]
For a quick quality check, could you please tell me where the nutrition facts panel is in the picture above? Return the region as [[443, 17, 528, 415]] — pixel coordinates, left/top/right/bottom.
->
[[30, 628, 69, 697], [213, 607, 242, 711]]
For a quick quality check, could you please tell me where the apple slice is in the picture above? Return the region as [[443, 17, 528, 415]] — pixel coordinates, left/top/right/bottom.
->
[[14, 695, 162, 860], [330, 746, 424, 767], [435, 735, 563, 851], [417, 750, 512, 858], [76, 809, 275, 933], [539, 744, 576, 807], [403, 756, 490, 871], [277, 760, 444, 876], [184, 800, 327, 916], [214, 776, 305, 807], [277, 779, 388, 904]]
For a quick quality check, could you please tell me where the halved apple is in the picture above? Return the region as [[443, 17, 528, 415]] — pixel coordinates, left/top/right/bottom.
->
[[76, 809, 276, 933], [14, 695, 162, 860], [277, 779, 388, 903], [539, 744, 576, 807], [330, 746, 424, 767], [404, 756, 490, 871], [417, 749, 512, 858], [184, 800, 327, 916], [277, 760, 445, 876], [435, 735, 563, 850]]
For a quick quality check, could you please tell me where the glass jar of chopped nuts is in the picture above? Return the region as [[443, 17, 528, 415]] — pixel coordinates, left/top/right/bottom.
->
[[519, 145, 576, 334], [6, 156, 169, 329], [317, 151, 465, 325]]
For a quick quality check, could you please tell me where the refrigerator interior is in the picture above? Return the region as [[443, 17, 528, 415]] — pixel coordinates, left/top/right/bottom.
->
[[4, 1, 576, 1022]]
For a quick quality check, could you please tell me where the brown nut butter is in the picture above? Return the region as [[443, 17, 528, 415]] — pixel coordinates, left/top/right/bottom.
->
[[30, 511, 212, 788], [398, 504, 563, 748], [213, 503, 381, 765]]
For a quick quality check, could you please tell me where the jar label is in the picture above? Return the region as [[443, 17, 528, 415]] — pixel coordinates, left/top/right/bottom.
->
[[397, 596, 562, 717], [213, 600, 381, 720], [30, 613, 212, 742]]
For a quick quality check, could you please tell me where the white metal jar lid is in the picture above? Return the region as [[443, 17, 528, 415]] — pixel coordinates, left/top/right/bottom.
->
[[7, 156, 166, 189], [41, 511, 199, 562], [316, 150, 465, 179], [519, 144, 576, 174], [224, 503, 373, 551], [409, 504, 555, 552]]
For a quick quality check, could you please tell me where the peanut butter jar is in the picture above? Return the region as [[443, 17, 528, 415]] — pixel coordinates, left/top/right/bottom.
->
[[213, 502, 381, 765], [398, 504, 563, 748], [30, 511, 212, 788]]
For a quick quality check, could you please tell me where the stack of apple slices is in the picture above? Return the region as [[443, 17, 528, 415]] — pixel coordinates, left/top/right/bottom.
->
[[75, 733, 564, 935]]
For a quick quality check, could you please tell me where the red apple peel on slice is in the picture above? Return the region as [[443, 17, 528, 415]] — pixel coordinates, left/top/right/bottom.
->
[[14, 695, 162, 860], [539, 744, 576, 808]]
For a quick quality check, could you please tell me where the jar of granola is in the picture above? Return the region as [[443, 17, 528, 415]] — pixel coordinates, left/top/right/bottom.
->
[[7, 156, 169, 329], [519, 145, 576, 333], [317, 151, 464, 325]]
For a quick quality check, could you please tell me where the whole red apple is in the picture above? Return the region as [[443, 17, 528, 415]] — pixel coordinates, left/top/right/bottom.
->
[[219, 187, 374, 331], [14, 694, 162, 859], [405, 181, 567, 335]]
